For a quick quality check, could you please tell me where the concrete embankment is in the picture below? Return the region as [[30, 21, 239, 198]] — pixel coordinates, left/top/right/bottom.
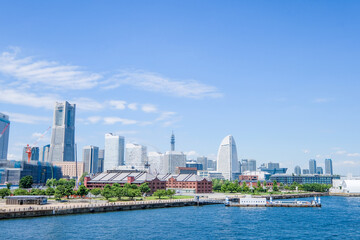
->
[[262, 192, 328, 199], [329, 193, 360, 197], [0, 199, 214, 220]]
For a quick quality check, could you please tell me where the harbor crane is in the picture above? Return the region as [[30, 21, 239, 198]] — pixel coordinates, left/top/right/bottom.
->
[[26, 126, 51, 163]]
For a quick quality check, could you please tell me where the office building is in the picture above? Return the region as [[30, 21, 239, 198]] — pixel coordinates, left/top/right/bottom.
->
[[248, 159, 256, 171], [104, 133, 125, 171], [162, 151, 186, 174], [98, 149, 104, 173], [197, 156, 208, 170], [186, 162, 203, 170], [0, 113, 10, 160], [125, 143, 147, 167], [83, 145, 99, 174], [22, 146, 40, 162], [39, 144, 50, 162], [207, 159, 216, 171], [217, 135, 239, 180], [325, 159, 333, 175], [52, 161, 84, 179], [49, 101, 76, 162], [316, 167, 323, 175], [294, 165, 301, 175], [303, 169, 310, 174], [309, 159, 317, 174], [147, 152, 163, 175], [240, 159, 248, 173], [259, 162, 287, 175], [270, 174, 340, 185]]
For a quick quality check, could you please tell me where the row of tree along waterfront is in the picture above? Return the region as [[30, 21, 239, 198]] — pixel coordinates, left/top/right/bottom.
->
[[212, 179, 332, 193], [0, 175, 176, 200]]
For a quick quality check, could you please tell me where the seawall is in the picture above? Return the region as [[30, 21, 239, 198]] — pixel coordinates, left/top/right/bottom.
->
[[0, 199, 213, 220]]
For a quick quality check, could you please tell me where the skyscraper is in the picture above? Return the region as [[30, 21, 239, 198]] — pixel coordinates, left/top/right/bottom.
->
[[104, 133, 125, 171], [217, 135, 239, 180], [294, 165, 301, 175], [162, 151, 186, 174], [303, 169, 310, 174], [39, 144, 50, 162], [98, 149, 104, 173], [22, 146, 39, 161], [0, 112, 10, 160], [197, 156, 208, 170], [325, 159, 333, 175], [240, 159, 248, 173], [147, 152, 164, 175], [83, 145, 99, 174], [49, 101, 76, 162], [309, 159, 317, 174], [125, 143, 147, 167], [248, 159, 257, 171]]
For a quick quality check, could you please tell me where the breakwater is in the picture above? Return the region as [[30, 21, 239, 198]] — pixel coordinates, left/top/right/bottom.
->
[[0, 199, 213, 220]]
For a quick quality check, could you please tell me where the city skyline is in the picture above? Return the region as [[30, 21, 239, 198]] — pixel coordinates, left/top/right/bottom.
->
[[1, 1, 360, 175]]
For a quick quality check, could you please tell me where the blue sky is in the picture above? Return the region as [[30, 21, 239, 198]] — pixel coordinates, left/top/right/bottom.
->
[[1, 1, 360, 175]]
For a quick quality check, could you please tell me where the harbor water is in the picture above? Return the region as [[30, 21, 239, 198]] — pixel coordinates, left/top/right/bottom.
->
[[1, 196, 359, 239]]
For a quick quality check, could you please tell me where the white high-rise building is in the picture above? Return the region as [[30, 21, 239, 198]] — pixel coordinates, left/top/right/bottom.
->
[[125, 143, 147, 168], [217, 135, 239, 180], [147, 152, 164, 175], [162, 151, 186, 174], [104, 133, 124, 171]]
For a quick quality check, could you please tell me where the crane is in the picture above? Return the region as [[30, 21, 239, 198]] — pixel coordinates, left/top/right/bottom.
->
[[0, 122, 10, 139], [26, 126, 52, 163]]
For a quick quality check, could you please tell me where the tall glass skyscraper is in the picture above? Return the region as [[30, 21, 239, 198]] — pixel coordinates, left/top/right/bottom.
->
[[325, 159, 333, 175], [294, 165, 301, 175], [83, 145, 99, 174], [125, 143, 147, 167], [49, 101, 76, 162], [0, 112, 10, 160], [309, 159, 317, 174], [104, 133, 124, 171], [217, 135, 239, 180]]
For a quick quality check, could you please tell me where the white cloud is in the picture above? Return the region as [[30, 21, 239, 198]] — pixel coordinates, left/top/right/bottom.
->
[[0, 88, 58, 109], [347, 153, 360, 157], [4, 112, 50, 124], [115, 130, 138, 135], [110, 70, 222, 99], [335, 150, 347, 155], [74, 98, 104, 111], [128, 103, 138, 111], [141, 104, 158, 113], [87, 116, 102, 124], [342, 161, 360, 165], [0, 49, 102, 90], [109, 100, 127, 110], [185, 150, 199, 158], [103, 117, 138, 125], [303, 149, 310, 154]]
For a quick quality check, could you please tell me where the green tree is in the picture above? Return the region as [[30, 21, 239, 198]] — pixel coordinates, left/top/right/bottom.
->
[[0, 188, 11, 198], [101, 184, 114, 200], [127, 188, 141, 200], [113, 185, 125, 200], [153, 189, 166, 199], [76, 185, 89, 197], [6, 182, 12, 190], [19, 176, 33, 188], [14, 188, 29, 195], [221, 184, 228, 192], [54, 185, 66, 200], [166, 189, 176, 199], [227, 182, 238, 193], [273, 180, 279, 192], [139, 183, 151, 196], [90, 188, 102, 197], [46, 178, 58, 187], [45, 187, 55, 196], [30, 188, 45, 195]]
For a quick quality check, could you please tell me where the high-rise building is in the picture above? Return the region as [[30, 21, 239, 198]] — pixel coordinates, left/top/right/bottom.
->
[[217, 135, 239, 180], [22, 146, 39, 161], [49, 101, 76, 162], [316, 167, 323, 175], [309, 159, 317, 174], [294, 165, 301, 175], [303, 169, 310, 174], [207, 159, 217, 171], [267, 162, 280, 169], [197, 156, 208, 170], [125, 143, 147, 167], [98, 149, 104, 173], [240, 159, 248, 173], [0, 112, 10, 160], [83, 145, 99, 174], [162, 151, 186, 174], [147, 152, 164, 175], [104, 133, 124, 171], [325, 159, 333, 175], [248, 159, 256, 171], [39, 144, 50, 162]]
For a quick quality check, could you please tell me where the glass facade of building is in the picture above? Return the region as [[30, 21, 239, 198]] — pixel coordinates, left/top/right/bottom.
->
[[270, 174, 340, 185], [325, 159, 333, 175], [0, 113, 10, 160], [83, 145, 99, 174], [104, 133, 124, 171]]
